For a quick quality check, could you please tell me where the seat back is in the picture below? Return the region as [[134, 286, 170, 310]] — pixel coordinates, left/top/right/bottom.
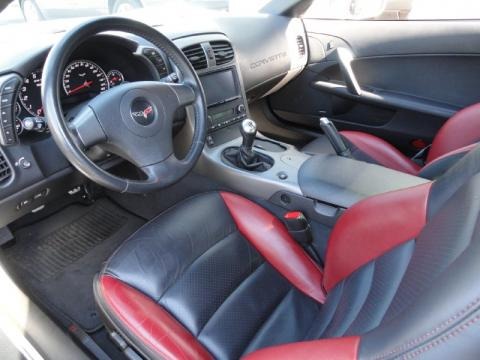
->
[[427, 103, 480, 164], [359, 171, 480, 359], [322, 144, 480, 358]]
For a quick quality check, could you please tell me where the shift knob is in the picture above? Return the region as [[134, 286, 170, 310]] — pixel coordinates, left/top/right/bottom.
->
[[240, 119, 257, 152], [319, 117, 351, 158]]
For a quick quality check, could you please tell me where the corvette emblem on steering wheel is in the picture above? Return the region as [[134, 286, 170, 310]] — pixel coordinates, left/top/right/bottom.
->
[[130, 99, 155, 125]]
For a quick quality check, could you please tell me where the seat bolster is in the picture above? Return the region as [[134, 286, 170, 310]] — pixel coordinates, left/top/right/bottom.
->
[[242, 337, 360, 360], [341, 131, 421, 175], [220, 192, 326, 304], [427, 103, 480, 163], [419, 143, 477, 179], [95, 275, 213, 360], [323, 182, 432, 292]]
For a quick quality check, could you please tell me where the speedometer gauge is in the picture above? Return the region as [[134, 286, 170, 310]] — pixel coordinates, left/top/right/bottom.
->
[[63, 60, 109, 97], [19, 69, 44, 116]]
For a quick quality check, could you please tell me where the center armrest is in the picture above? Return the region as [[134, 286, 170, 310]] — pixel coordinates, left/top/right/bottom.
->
[[299, 154, 430, 209]]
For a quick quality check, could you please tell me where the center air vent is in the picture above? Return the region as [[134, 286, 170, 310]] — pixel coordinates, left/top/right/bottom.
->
[[296, 35, 306, 57], [0, 151, 11, 185], [211, 41, 234, 66], [182, 44, 208, 71]]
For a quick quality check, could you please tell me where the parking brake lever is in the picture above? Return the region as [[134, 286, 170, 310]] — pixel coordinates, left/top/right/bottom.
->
[[319, 117, 351, 158]]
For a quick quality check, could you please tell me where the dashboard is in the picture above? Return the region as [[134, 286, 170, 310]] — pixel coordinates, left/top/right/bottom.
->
[[0, 13, 308, 227], [14, 37, 158, 138]]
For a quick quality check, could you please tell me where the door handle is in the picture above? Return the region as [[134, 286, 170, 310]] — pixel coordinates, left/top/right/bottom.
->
[[336, 47, 362, 96]]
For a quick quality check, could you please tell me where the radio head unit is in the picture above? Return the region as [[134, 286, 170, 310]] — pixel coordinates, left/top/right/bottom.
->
[[199, 67, 247, 132]]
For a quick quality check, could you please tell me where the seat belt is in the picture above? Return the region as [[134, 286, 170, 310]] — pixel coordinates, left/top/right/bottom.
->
[[282, 211, 323, 267]]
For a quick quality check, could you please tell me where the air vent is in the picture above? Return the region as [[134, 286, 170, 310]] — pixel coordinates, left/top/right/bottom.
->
[[211, 41, 234, 66], [182, 44, 208, 71], [296, 36, 306, 57], [0, 151, 11, 185]]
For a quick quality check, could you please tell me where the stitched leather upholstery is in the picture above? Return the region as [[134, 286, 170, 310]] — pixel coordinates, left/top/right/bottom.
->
[[95, 146, 480, 359], [96, 193, 325, 359]]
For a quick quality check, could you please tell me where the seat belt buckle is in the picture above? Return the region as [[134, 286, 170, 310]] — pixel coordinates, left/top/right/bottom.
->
[[411, 142, 431, 165], [283, 211, 313, 247]]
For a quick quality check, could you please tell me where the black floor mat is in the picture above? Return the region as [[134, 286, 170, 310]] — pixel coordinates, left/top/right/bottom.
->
[[2, 198, 144, 332]]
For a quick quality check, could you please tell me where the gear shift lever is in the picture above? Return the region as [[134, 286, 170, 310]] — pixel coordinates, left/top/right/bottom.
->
[[222, 118, 274, 172], [319, 117, 351, 158], [239, 119, 257, 163]]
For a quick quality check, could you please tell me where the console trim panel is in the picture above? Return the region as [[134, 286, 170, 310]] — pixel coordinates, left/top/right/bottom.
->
[[197, 132, 310, 199]]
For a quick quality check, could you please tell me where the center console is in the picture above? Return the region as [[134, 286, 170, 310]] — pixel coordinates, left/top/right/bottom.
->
[[179, 35, 309, 198], [181, 34, 428, 228]]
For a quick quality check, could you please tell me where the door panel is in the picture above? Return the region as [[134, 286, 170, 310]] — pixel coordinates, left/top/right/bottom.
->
[[268, 19, 480, 155]]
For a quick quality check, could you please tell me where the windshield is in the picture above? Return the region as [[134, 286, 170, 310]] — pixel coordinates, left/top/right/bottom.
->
[[0, 0, 272, 26]]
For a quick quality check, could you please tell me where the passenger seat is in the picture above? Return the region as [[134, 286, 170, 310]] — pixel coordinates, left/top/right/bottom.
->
[[302, 103, 480, 179]]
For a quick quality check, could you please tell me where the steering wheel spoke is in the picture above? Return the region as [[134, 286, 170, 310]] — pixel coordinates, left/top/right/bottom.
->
[[168, 83, 196, 109], [68, 106, 107, 148], [140, 155, 187, 186]]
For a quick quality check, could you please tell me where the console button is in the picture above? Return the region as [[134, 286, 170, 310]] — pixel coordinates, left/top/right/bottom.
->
[[33, 192, 43, 200], [21, 199, 32, 207], [0, 75, 21, 146], [237, 104, 246, 114], [4, 134, 15, 145], [0, 92, 14, 107], [1, 107, 12, 126], [17, 157, 31, 169], [142, 48, 168, 77], [3, 126, 14, 137], [2, 77, 20, 93], [206, 135, 214, 147]]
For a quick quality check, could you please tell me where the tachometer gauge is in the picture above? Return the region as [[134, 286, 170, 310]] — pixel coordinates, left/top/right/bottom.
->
[[107, 70, 124, 87], [63, 60, 109, 97], [19, 69, 44, 116]]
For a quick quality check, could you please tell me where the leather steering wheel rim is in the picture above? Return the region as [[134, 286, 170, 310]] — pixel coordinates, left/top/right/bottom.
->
[[42, 17, 207, 193]]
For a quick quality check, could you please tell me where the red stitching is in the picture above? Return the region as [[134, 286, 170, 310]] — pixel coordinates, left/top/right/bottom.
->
[[373, 297, 480, 360]]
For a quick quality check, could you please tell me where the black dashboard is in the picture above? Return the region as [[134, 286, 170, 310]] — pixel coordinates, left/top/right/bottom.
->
[[0, 13, 308, 227]]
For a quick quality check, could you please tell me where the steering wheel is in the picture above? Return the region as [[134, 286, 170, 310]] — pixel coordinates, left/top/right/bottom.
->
[[42, 17, 207, 193]]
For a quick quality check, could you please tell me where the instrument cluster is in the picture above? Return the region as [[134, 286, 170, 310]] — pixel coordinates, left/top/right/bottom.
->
[[16, 59, 126, 136]]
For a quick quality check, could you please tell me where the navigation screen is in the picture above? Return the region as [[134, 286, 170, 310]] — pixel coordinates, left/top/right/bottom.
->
[[200, 69, 239, 106]]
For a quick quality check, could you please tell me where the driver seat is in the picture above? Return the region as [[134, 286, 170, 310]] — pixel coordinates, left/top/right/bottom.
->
[[94, 148, 480, 359]]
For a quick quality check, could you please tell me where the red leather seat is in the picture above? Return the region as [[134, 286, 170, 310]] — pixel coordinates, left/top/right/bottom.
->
[[303, 103, 480, 179], [94, 145, 480, 359]]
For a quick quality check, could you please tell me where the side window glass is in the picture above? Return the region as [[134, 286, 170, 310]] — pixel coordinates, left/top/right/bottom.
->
[[303, 0, 480, 21]]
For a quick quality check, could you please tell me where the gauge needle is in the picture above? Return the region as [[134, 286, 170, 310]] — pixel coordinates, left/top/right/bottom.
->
[[68, 80, 93, 95]]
